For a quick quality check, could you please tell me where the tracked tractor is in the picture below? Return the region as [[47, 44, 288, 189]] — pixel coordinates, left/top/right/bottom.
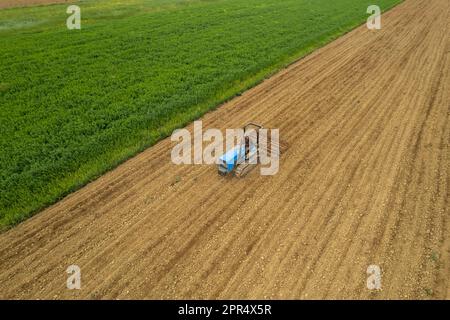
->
[[217, 123, 286, 177]]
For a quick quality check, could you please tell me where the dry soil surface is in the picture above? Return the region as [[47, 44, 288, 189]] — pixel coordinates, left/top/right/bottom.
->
[[0, 0, 449, 299]]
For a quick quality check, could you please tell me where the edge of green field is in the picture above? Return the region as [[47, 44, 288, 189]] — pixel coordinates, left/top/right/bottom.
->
[[0, 0, 403, 231]]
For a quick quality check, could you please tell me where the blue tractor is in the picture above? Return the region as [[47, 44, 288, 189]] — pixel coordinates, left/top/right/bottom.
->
[[218, 123, 261, 177]]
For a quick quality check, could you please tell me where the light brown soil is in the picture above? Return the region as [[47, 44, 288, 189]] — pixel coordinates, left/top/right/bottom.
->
[[0, 0, 449, 299], [0, 0, 73, 10]]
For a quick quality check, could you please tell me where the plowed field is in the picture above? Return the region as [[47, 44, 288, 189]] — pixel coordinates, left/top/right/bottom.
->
[[0, 0, 448, 299]]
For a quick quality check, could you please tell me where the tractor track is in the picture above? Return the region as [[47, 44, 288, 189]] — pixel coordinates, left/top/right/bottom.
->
[[0, 0, 449, 299]]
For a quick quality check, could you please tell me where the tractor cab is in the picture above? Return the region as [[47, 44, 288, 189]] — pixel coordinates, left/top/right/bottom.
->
[[217, 123, 261, 177], [218, 144, 246, 175]]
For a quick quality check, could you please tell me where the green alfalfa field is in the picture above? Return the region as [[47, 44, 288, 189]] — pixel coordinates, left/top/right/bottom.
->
[[0, 0, 402, 230]]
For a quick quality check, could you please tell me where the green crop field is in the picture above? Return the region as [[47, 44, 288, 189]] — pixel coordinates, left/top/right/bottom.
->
[[0, 0, 402, 230]]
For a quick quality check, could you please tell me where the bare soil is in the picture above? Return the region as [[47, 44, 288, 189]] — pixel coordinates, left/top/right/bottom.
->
[[0, 0, 448, 299]]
